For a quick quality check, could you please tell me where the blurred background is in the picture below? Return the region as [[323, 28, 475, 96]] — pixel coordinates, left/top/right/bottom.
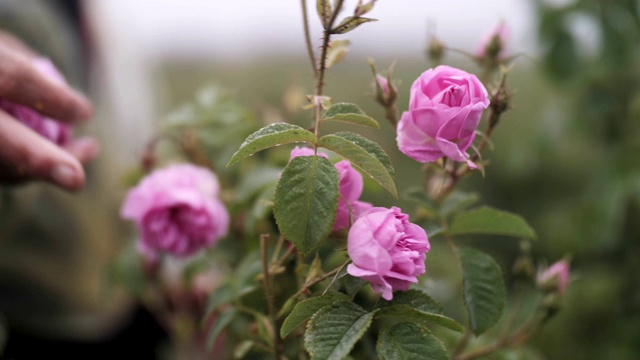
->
[[0, 0, 639, 358]]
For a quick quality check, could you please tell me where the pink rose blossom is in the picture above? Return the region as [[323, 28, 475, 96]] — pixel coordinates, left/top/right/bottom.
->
[[289, 147, 371, 231], [476, 23, 509, 60], [347, 206, 430, 300], [121, 164, 229, 258], [537, 260, 570, 294], [0, 58, 72, 145], [333, 160, 372, 231], [396, 65, 490, 168]]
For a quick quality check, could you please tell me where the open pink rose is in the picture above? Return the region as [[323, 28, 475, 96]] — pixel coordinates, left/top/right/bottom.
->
[[121, 164, 229, 258], [347, 206, 430, 300], [0, 58, 72, 145], [537, 260, 570, 294], [290, 146, 371, 231], [396, 65, 490, 169]]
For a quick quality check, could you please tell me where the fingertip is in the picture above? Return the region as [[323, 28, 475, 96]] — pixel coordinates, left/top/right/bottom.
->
[[50, 161, 85, 191], [65, 137, 100, 164], [72, 91, 94, 122]]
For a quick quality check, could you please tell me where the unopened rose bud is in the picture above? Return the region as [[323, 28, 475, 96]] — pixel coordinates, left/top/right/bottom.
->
[[427, 36, 445, 64], [537, 260, 570, 294], [372, 73, 397, 106], [476, 23, 509, 67], [376, 75, 390, 97]]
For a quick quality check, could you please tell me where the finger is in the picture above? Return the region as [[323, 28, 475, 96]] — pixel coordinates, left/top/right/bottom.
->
[[0, 45, 93, 124], [0, 31, 38, 59], [64, 137, 101, 164], [0, 109, 85, 191]]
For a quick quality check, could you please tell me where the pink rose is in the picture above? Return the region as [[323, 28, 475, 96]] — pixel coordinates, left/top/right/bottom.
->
[[347, 206, 430, 300], [121, 164, 229, 258], [289, 147, 371, 231], [396, 65, 490, 168], [0, 58, 72, 145], [537, 260, 570, 294], [333, 160, 372, 231], [476, 23, 509, 60]]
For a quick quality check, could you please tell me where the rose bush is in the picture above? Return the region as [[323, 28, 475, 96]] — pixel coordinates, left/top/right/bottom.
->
[[346, 206, 430, 300], [289, 146, 371, 231], [121, 164, 229, 258], [396, 65, 490, 168], [0, 58, 72, 145]]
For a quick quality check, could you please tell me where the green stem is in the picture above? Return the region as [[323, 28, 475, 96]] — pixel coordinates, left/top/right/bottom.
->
[[455, 303, 549, 360], [300, 0, 317, 78], [313, 0, 345, 139], [270, 234, 286, 265], [260, 234, 280, 359], [292, 260, 350, 299]]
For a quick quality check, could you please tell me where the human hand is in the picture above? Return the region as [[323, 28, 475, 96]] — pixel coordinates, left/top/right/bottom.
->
[[0, 31, 98, 191]]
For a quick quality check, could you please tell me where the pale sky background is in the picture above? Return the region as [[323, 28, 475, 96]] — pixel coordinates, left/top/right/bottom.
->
[[92, 0, 540, 61], [87, 0, 586, 168]]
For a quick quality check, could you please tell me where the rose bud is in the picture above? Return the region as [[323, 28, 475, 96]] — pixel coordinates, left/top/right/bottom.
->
[[537, 260, 570, 294], [396, 65, 490, 168], [0, 58, 72, 145], [476, 23, 509, 64], [347, 206, 430, 300], [289, 146, 371, 231], [121, 164, 229, 258]]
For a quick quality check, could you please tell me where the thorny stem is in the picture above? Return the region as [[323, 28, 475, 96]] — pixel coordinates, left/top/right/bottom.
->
[[270, 234, 286, 264], [274, 243, 296, 270], [313, 0, 346, 139], [292, 260, 350, 299], [384, 102, 398, 126], [321, 259, 351, 295], [300, 0, 317, 78], [260, 234, 280, 359]]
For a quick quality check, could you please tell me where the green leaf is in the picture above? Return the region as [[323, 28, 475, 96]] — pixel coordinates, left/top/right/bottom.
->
[[376, 323, 448, 360], [316, 0, 332, 29], [439, 190, 480, 217], [331, 16, 378, 34], [376, 305, 464, 333], [459, 247, 506, 336], [326, 40, 351, 69], [402, 187, 437, 214], [274, 156, 339, 254], [206, 307, 237, 351], [305, 301, 378, 360], [280, 292, 350, 338], [377, 289, 442, 314], [227, 123, 317, 166], [376, 290, 464, 333], [321, 103, 380, 128], [233, 340, 255, 359], [450, 206, 537, 239], [319, 132, 397, 197], [206, 251, 261, 314], [354, 0, 376, 17]]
